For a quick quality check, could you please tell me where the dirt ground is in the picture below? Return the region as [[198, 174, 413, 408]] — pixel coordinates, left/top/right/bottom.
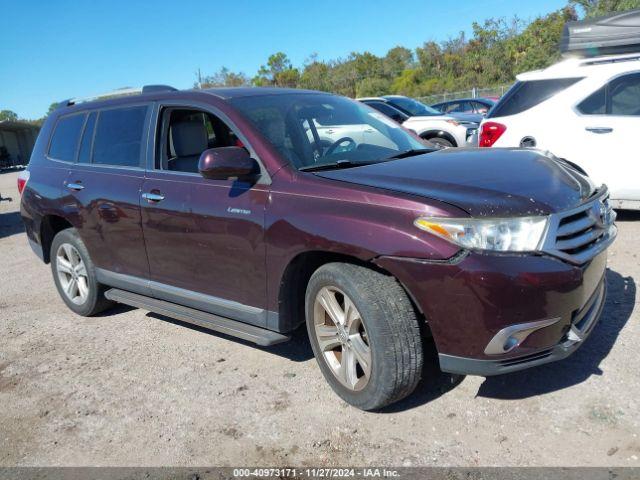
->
[[0, 168, 639, 467]]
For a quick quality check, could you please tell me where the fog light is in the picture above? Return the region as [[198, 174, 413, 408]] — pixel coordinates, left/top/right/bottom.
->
[[484, 318, 560, 355]]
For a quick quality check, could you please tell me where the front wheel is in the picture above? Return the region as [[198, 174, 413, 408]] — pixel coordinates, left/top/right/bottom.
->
[[50, 228, 113, 316], [427, 137, 453, 148], [305, 263, 423, 410]]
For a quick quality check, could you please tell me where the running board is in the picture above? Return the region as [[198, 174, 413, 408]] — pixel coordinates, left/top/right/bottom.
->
[[104, 288, 290, 346]]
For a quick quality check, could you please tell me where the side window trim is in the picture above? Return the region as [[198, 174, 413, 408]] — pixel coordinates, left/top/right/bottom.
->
[[77, 111, 98, 164], [46, 111, 87, 163], [148, 99, 271, 185]]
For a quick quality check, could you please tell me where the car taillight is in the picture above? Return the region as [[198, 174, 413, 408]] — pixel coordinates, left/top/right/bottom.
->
[[17, 170, 30, 195], [479, 122, 506, 147]]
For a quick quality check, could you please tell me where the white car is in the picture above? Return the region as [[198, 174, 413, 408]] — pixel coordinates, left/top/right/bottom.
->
[[480, 11, 640, 209], [358, 96, 478, 148]]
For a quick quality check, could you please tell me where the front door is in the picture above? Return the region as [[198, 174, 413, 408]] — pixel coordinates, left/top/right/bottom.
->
[[140, 105, 270, 327]]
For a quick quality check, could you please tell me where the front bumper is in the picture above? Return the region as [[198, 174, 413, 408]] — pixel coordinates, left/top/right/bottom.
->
[[374, 249, 609, 376], [439, 278, 606, 375]]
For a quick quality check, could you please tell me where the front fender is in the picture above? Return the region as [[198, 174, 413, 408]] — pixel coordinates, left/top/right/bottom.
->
[[264, 177, 463, 312]]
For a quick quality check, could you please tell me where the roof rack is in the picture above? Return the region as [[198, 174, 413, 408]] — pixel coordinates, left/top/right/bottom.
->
[[62, 84, 178, 107], [580, 53, 640, 66]]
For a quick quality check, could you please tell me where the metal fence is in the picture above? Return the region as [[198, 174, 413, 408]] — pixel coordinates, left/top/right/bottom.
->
[[417, 85, 512, 105]]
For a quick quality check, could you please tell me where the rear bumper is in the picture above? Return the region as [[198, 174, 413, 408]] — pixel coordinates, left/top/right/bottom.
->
[[374, 249, 609, 376]]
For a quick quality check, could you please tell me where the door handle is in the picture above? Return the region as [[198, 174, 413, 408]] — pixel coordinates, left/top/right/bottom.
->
[[142, 192, 165, 203], [67, 182, 84, 191], [585, 127, 613, 134], [325, 129, 334, 134]]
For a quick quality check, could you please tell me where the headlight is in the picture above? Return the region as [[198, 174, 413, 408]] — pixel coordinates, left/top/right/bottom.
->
[[414, 216, 549, 252]]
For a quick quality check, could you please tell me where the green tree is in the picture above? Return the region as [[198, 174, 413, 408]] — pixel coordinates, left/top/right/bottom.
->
[[253, 52, 300, 87], [204, 2, 637, 102], [299, 54, 333, 92], [355, 77, 391, 97], [383, 46, 414, 78], [46, 103, 58, 115], [197, 67, 249, 88], [570, 0, 640, 17], [0, 110, 18, 122], [506, 7, 577, 74]]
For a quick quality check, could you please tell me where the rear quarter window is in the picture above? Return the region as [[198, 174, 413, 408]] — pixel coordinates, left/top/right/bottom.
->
[[48, 113, 86, 161], [487, 78, 583, 118]]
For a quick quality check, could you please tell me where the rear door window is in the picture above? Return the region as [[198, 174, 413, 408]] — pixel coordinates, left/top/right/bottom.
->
[[487, 78, 582, 118], [48, 113, 86, 161], [92, 106, 148, 167], [577, 73, 640, 116], [610, 73, 640, 116]]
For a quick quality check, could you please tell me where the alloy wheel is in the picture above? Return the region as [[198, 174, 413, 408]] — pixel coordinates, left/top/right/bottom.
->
[[56, 243, 89, 305], [313, 286, 372, 391]]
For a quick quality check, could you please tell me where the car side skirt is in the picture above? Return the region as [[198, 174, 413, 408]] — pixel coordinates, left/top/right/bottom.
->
[[95, 268, 279, 330]]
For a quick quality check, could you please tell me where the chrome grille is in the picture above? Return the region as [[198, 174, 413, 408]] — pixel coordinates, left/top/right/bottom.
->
[[542, 189, 617, 265]]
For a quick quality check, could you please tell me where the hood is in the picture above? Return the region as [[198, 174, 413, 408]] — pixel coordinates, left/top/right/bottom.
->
[[404, 113, 479, 126], [448, 112, 483, 124], [315, 148, 596, 217]]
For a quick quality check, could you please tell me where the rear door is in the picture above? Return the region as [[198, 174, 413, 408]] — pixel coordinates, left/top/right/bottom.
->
[[570, 72, 640, 201], [63, 105, 152, 293]]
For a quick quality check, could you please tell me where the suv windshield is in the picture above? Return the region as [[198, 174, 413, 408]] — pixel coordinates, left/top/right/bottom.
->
[[230, 93, 427, 170], [383, 96, 443, 117]]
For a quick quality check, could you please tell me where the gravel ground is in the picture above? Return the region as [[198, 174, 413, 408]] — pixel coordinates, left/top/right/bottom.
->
[[0, 169, 639, 467]]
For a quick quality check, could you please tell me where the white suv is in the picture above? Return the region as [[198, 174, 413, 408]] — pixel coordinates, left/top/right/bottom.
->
[[358, 96, 478, 148], [480, 53, 640, 209]]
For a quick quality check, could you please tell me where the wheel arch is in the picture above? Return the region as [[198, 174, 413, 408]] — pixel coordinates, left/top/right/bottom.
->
[[276, 250, 427, 334], [419, 129, 457, 147], [40, 214, 73, 263]]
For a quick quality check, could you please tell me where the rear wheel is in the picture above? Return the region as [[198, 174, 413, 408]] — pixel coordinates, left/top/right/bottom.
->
[[305, 263, 423, 410], [50, 228, 113, 316]]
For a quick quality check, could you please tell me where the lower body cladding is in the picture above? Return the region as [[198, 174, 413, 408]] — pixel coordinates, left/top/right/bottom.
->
[[374, 249, 608, 376]]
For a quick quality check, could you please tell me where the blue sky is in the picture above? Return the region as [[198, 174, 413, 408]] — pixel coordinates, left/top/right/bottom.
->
[[1, 0, 568, 119]]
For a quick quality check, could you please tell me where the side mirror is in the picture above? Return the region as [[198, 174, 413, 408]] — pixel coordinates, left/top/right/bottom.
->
[[198, 147, 260, 181]]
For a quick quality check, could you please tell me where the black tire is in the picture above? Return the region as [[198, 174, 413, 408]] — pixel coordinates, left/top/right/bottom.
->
[[50, 228, 114, 316], [427, 136, 454, 148], [305, 263, 423, 410]]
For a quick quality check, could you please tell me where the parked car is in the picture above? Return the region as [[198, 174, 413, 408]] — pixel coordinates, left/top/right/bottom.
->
[[480, 9, 640, 210], [21, 85, 616, 410], [358, 95, 478, 148], [355, 99, 410, 124], [431, 97, 495, 116]]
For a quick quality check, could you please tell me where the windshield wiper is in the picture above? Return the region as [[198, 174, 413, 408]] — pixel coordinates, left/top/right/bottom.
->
[[299, 160, 375, 172], [384, 148, 434, 160]]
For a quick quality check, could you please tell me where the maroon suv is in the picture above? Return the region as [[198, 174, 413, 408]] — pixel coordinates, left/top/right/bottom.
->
[[19, 85, 617, 410]]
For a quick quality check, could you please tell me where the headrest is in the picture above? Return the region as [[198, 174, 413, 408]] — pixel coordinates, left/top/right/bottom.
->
[[171, 121, 208, 157]]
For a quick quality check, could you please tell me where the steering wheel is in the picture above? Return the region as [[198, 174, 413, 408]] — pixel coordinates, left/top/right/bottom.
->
[[325, 137, 357, 156]]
